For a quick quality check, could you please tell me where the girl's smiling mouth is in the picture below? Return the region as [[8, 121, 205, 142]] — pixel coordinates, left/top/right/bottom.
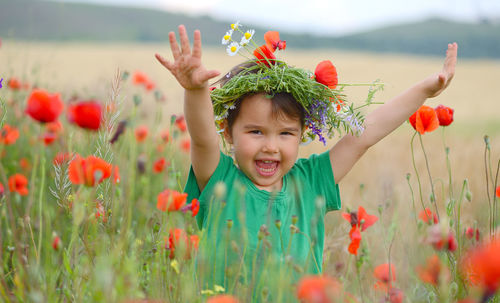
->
[[255, 160, 280, 177]]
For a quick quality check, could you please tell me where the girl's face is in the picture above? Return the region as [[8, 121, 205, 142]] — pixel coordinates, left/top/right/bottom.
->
[[224, 93, 302, 192]]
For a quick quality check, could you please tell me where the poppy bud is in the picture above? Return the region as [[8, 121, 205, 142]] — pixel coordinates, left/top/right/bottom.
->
[[434, 105, 454, 126], [227, 219, 233, 229], [52, 234, 62, 251], [484, 135, 490, 150], [292, 215, 298, 225], [275, 219, 281, 229]]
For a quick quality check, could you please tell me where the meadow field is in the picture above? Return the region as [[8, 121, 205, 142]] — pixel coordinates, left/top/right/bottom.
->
[[1, 41, 499, 302]]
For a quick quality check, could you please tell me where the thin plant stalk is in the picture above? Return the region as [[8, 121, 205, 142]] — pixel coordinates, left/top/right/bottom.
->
[[410, 132, 432, 223], [419, 133, 440, 220]]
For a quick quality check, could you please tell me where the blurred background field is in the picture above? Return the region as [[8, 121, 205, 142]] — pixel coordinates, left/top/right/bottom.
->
[[2, 40, 499, 204]]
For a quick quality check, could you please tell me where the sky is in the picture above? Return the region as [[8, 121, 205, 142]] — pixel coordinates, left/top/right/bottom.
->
[[60, 0, 500, 35]]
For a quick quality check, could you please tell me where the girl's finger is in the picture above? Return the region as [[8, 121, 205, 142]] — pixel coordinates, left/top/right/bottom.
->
[[169, 31, 181, 60], [192, 30, 202, 59], [155, 54, 174, 71], [201, 69, 221, 82], [178, 25, 192, 55]]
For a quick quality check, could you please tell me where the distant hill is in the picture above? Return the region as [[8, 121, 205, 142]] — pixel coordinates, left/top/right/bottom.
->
[[1, 0, 499, 59]]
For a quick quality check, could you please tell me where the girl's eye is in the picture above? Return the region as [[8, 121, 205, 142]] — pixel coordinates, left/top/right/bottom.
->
[[250, 130, 262, 135], [281, 132, 292, 136]]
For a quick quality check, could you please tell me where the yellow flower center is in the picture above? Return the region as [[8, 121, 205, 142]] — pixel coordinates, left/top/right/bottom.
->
[[224, 35, 230, 41], [231, 23, 237, 29], [244, 32, 251, 39], [230, 46, 237, 52]]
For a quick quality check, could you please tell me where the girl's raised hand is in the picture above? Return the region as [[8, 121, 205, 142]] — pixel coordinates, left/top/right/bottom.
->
[[424, 42, 458, 98], [155, 25, 220, 90]]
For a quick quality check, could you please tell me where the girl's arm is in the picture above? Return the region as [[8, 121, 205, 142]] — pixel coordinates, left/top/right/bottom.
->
[[156, 25, 221, 191], [330, 43, 458, 184]]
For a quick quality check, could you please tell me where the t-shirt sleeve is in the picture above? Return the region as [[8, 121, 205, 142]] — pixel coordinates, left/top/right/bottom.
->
[[184, 151, 234, 228], [296, 151, 341, 212]]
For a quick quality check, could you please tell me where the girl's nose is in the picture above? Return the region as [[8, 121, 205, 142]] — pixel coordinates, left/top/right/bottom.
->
[[262, 137, 279, 153]]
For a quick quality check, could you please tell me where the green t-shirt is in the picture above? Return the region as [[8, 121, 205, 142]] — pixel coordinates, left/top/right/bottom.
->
[[184, 151, 341, 291]]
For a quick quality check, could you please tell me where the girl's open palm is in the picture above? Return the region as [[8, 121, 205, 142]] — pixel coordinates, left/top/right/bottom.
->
[[155, 25, 220, 90], [426, 42, 458, 98]]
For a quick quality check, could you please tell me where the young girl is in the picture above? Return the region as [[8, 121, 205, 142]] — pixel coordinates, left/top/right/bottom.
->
[[155, 25, 457, 291]]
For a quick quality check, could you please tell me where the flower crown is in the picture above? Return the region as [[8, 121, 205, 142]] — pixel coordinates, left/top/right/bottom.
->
[[211, 22, 382, 145]]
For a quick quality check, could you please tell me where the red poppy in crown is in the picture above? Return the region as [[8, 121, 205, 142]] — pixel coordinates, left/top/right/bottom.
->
[[264, 31, 286, 52], [315, 60, 338, 89]]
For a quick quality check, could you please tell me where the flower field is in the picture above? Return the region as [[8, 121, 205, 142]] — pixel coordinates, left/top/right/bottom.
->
[[1, 41, 500, 302]]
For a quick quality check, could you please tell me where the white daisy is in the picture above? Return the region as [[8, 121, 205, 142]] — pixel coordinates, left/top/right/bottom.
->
[[230, 21, 241, 30], [240, 29, 255, 46], [221, 30, 233, 45], [226, 42, 240, 56]]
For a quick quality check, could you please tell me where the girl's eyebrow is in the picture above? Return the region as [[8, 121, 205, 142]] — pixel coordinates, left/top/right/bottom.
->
[[243, 124, 263, 129], [243, 124, 300, 133]]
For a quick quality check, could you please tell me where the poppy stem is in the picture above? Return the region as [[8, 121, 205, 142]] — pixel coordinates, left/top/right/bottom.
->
[[419, 133, 440, 220], [484, 137, 493, 237], [410, 132, 431, 222], [36, 150, 46, 265]]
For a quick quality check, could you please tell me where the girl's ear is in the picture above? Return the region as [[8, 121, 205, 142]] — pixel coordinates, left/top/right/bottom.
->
[[221, 120, 233, 144]]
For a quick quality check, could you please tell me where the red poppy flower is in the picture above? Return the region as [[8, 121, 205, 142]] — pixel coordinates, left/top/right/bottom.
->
[[153, 158, 166, 173], [0, 183, 4, 197], [296, 274, 341, 303], [496, 185, 500, 198], [68, 155, 112, 186], [95, 202, 108, 223], [157, 189, 187, 212], [408, 105, 439, 135], [0, 124, 20, 145], [416, 254, 448, 286], [175, 116, 187, 132], [68, 100, 102, 131], [426, 224, 457, 252], [206, 295, 240, 303], [160, 130, 170, 142], [19, 158, 31, 172], [112, 165, 120, 184], [42, 132, 57, 145], [264, 31, 286, 52], [145, 81, 155, 91], [315, 60, 338, 89], [45, 120, 63, 134], [462, 238, 500, 294], [342, 206, 378, 231], [418, 208, 438, 224], [25, 89, 64, 123], [134, 125, 149, 142], [8, 77, 21, 90], [166, 228, 199, 259], [53, 152, 74, 165], [8, 173, 28, 196], [373, 263, 396, 291], [387, 288, 404, 303], [348, 225, 362, 255], [434, 105, 454, 126], [253, 45, 276, 67], [180, 138, 190, 152], [465, 227, 480, 241], [190, 198, 200, 217], [132, 71, 149, 85]]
